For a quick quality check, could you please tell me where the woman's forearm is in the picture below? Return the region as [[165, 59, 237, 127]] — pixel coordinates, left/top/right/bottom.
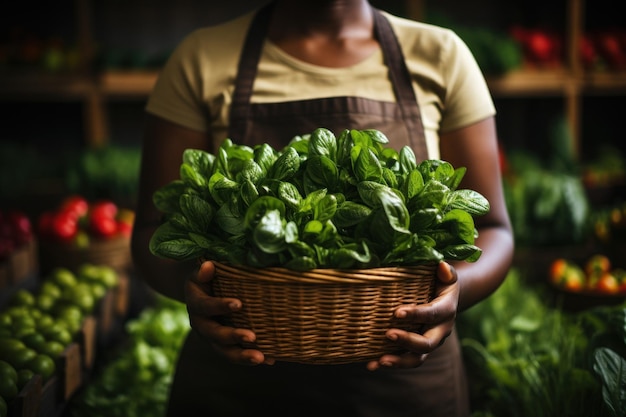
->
[[131, 224, 193, 303], [455, 225, 515, 311]]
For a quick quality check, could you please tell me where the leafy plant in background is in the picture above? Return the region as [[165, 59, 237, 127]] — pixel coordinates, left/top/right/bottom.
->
[[68, 296, 190, 417], [65, 145, 141, 206], [502, 116, 591, 246], [458, 269, 626, 417], [149, 128, 490, 270]]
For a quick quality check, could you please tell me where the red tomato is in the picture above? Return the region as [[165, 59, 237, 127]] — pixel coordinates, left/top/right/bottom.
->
[[526, 30, 555, 62], [613, 269, 626, 295], [90, 201, 118, 220], [89, 215, 118, 238], [596, 273, 619, 294], [549, 258, 568, 285], [60, 195, 89, 220], [564, 276, 584, 292], [51, 211, 78, 242], [563, 265, 585, 292]]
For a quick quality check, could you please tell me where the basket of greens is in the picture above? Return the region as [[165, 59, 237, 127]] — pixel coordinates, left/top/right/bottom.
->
[[149, 128, 489, 364]]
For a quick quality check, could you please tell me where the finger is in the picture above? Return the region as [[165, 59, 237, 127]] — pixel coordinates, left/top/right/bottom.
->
[[368, 325, 452, 370], [197, 260, 216, 284], [185, 262, 243, 318], [385, 325, 450, 355], [367, 351, 428, 370], [395, 293, 457, 325], [189, 315, 265, 366], [437, 261, 457, 284], [213, 342, 266, 366]]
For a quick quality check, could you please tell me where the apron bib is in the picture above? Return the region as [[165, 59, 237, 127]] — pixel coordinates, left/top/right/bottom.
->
[[228, 1, 428, 161], [167, 3, 469, 416]]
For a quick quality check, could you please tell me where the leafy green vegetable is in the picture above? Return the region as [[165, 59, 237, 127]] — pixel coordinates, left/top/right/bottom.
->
[[149, 128, 490, 270], [458, 269, 626, 417], [68, 296, 190, 417]]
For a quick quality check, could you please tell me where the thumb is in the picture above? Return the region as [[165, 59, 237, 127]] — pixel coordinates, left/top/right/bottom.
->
[[197, 260, 216, 284], [437, 261, 457, 284]]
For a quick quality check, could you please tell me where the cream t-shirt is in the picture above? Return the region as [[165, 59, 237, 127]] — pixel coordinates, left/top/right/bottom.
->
[[146, 9, 496, 159]]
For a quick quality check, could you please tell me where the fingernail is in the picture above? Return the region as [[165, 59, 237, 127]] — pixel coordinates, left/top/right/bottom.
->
[[229, 301, 241, 310], [387, 333, 398, 341], [395, 310, 406, 318], [381, 361, 393, 367]]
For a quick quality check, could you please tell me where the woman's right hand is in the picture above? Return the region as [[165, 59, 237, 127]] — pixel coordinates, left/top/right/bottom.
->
[[185, 260, 274, 366]]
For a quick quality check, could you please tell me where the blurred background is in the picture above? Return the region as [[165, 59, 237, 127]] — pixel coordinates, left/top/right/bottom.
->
[[0, 1, 625, 416]]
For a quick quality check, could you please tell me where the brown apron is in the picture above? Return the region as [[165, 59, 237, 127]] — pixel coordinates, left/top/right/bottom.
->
[[167, 3, 469, 416]]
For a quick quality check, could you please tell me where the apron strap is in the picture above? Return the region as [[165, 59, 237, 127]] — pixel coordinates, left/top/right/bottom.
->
[[372, 9, 428, 161], [228, 2, 275, 144], [229, 2, 428, 161]]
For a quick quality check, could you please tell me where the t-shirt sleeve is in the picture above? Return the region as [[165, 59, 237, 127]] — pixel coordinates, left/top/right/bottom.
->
[[145, 31, 209, 132], [438, 30, 496, 133]]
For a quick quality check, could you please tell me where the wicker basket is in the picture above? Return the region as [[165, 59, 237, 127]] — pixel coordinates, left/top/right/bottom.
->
[[211, 261, 437, 365], [39, 236, 131, 275]]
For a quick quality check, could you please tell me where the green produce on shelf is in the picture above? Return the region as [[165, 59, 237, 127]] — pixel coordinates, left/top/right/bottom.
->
[[503, 153, 591, 246], [64, 145, 141, 205], [502, 117, 592, 247], [458, 269, 626, 417], [68, 296, 190, 417]]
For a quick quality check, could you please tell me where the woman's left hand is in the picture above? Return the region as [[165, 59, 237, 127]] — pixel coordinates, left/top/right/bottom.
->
[[366, 261, 459, 370]]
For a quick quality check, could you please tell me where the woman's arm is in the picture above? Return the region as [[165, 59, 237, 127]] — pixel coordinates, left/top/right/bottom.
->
[[132, 114, 272, 365], [367, 116, 514, 370], [131, 114, 212, 302], [439, 115, 514, 310]]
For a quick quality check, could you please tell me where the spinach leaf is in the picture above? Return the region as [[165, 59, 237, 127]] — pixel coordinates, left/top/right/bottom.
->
[[150, 128, 490, 269]]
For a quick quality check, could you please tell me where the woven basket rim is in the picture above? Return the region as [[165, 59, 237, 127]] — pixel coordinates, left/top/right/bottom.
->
[[213, 261, 438, 285]]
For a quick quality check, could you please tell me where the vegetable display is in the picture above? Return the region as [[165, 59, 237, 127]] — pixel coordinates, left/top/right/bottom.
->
[[458, 269, 626, 417], [0, 210, 34, 261], [549, 255, 626, 296], [0, 264, 119, 408], [149, 128, 490, 270], [68, 296, 190, 417], [38, 195, 134, 247]]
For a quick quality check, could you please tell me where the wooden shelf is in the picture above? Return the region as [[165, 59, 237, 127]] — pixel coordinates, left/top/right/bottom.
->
[[99, 70, 159, 97], [0, 0, 623, 155], [582, 72, 626, 94], [0, 72, 95, 101], [3, 69, 626, 100], [487, 69, 574, 97]]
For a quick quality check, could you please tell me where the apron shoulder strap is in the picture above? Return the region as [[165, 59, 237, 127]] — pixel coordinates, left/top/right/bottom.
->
[[372, 9, 427, 161], [229, 3, 428, 162], [228, 2, 275, 143]]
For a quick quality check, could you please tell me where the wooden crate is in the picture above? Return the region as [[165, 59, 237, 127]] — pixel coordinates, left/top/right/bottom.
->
[[59, 342, 82, 402], [8, 375, 42, 417], [78, 316, 97, 371], [36, 377, 61, 417], [10, 240, 38, 285]]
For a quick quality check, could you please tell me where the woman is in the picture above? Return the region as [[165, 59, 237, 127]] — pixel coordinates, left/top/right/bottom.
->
[[131, 1, 514, 415]]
